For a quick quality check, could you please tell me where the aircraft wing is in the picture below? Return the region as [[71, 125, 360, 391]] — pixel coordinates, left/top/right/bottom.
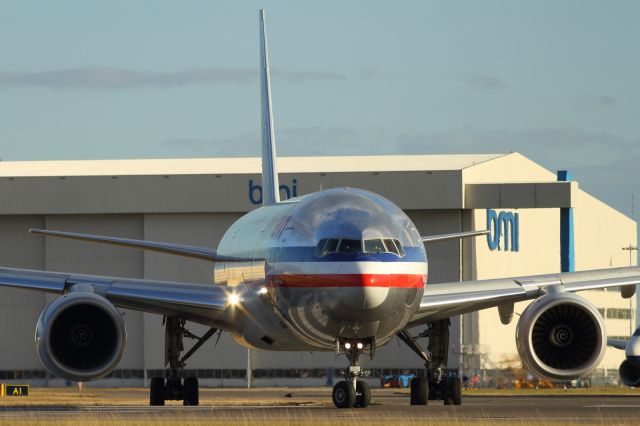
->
[[421, 230, 489, 243], [29, 229, 255, 262], [607, 338, 628, 350], [408, 266, 640, 327], [0, 267, 239, 330]]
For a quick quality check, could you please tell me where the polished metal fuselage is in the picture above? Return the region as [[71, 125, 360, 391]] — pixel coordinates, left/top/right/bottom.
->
[[214, 188, 427, 352]]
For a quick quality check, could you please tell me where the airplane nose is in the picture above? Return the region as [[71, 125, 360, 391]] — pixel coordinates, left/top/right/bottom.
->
[[339, 286, 390, 310], [338, 262, 390, 309]]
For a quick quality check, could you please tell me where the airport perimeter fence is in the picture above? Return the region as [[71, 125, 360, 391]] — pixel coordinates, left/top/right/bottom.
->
[[459, 368, 623, 389], [0, 367, 625, 388]]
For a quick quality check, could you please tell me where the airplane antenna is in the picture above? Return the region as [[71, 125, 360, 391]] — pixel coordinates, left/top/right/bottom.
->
[[259, 9, 280, 206]]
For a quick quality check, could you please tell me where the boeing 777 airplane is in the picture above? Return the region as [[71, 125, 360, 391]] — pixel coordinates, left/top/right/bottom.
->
[[0, 10, 639, 408]]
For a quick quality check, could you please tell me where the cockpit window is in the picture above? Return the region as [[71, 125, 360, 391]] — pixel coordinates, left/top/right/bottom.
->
[[316, 237, 404, 257], [393, 239, 405, 256], [364, 239, 386, 253], [339, 239, 362, 254], [322, 238, 339, 255], [383, 239, 400, 255], [361, 238, 405, 257], [313, 239, 328, 256]]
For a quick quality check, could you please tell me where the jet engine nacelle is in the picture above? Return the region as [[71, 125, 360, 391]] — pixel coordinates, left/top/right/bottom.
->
[[35, 291, 126, 381], [516, 291, 606, 381], [619, 359, 640, 387]]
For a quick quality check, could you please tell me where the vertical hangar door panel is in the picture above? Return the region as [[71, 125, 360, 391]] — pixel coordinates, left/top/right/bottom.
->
[[406, 210, 461, 284], [0, 215, 46, 370]]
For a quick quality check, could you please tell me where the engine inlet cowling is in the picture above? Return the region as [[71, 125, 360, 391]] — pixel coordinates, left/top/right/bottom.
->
[[35, 292, 126, 382], [516, 291, 606, 381], [619, 359, 640, 387]]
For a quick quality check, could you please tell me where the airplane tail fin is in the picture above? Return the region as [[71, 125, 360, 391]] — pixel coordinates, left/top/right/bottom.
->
[[259, 9, 280, 206]]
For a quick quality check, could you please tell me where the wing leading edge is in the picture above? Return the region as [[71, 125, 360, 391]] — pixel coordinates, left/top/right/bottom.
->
[[421, 230, 490, 244], [409, 266, 640, 327], [0, 266, 239, 330], [30, 229, 256, 262]]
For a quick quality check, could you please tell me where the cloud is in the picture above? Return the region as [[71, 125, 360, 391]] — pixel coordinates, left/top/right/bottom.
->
[[0, 66, 347, 90], [0, 67, 255, 89], [581, 94, 620, 108], [565, 149, 640, 226], [358, 69, 376, 79], [282, 70, 347, 83], [460, 73, 507, 90], [164, 134, 258, 157], [396, 126, 633, 170], [164, 126, 362, 157]]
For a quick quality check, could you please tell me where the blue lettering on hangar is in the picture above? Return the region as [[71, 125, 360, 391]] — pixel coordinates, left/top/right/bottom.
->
[[249, 178, 298, 205], [486, 209, 519, 252]]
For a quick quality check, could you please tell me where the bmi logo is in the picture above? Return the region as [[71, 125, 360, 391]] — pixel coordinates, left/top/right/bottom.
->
[[486, 209, 519, 252], [249, 178, 298, 205]]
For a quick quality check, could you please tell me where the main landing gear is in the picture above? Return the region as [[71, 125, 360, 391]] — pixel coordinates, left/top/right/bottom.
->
[[332, 338, 373, 408], [149, 316, 217, 406], [397, 319, 462, 406]]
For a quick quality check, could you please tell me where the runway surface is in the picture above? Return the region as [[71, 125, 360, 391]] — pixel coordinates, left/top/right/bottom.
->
[[1, 387, 639, 424]]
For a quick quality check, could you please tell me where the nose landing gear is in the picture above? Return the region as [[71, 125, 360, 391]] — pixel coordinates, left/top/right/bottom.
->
[[332, 338, 373, 409]]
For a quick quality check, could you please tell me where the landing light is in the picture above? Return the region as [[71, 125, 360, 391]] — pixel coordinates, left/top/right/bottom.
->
[[228, 293, 240, 306], [356, 342, 364, 350], [258, 287, 268, 295], [344, 342, 352, 350]]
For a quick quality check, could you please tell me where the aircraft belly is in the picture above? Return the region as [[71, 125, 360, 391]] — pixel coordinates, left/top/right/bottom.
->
[[227, 285, 328, 351], [273, 286, 423, 348], [227, 284, 422, 351]]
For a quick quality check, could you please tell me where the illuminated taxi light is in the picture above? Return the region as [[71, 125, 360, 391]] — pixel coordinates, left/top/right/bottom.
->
[[356, 342, 364, 350], [228, 293, 240, 306], [344, 342, 352, 350], [258, 287, 268, 295]]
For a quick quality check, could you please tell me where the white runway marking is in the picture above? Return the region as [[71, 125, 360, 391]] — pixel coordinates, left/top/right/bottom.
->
[[585, 404, 639, 408]]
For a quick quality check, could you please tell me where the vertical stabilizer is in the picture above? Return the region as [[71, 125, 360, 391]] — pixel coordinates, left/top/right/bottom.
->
[[259, 9, 280, 206]]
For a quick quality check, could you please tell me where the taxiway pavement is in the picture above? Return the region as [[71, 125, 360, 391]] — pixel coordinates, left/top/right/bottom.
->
[[0, 387, 638, 424]]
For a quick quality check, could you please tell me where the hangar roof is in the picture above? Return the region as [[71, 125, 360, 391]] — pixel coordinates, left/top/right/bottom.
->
[[0, 152, 577, 213], [0, 154, 506, 177]]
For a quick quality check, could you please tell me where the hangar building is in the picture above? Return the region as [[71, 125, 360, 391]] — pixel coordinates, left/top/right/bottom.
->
[[0, 152, 635, 387]]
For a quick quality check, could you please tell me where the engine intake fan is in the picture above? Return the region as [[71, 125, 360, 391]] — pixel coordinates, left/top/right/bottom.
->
[[36, 291, 126, 382], [516, 291, 606, 381]]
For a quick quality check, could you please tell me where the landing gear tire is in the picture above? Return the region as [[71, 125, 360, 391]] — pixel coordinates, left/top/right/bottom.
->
[[427, 379, 437, 400], [450, 378, 462, 405], [354, 381, 371, 408], [443, 377, 462, 406], [150, 377, 165, 406], [410, 377, 428, 405], [183, 377, 199, 406], [333, 381, 356, 408]]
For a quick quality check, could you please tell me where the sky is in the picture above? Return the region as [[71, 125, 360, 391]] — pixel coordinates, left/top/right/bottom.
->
[[0, 1, 638, 247]]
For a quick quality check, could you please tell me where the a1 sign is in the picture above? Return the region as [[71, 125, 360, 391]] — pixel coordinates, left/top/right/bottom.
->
[[1, 384, 29, 397]]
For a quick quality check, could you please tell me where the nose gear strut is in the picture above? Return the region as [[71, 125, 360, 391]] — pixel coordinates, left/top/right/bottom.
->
[[332, 337, 373, 408]]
